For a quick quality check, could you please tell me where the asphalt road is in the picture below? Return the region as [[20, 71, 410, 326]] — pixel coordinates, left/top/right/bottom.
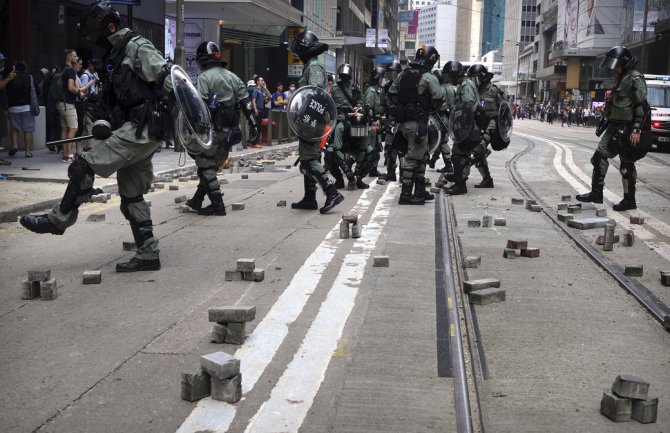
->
[[0, 122, 668, 432]]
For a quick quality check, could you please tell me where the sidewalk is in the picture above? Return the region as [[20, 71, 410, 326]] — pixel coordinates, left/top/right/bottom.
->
[[0, 141, 298, 223]]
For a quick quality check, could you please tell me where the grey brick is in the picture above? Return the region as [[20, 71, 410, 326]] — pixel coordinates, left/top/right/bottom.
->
[[557, 203, 568, 210], [429, 186, 440, 193], [231, 203, 245, 210], [209, 306, 256, 323], [529, 204, 542, 212], [169, 185, 179, 191], [624, 266, 643, 277], [469, 288, 506, 305], [377, 178, 387, 185], [557, 213, 574, 223], [520, 248, 540, 258], [241, 174, 249, 179], [561, 195, 571, 201], [154, 182, 165, 189], [596, 208, 608, 217], [277, 200, 287, 207], [87, 213, 105, 222], [21, 280, 41, 300], [179, 177, 189, 182], [503, 248, 518, 259], [600, 389, 632, 422], [236, 259, 255, 272], [622, 231, 634, 247], [524, 199, 537, 210], [661, 271, 670, 287], [631, 397, 658, 424], [225, 270, 243, 281], [91, 195, 107, 203], [211, 322, 246, 344], [373, 256, 389, 267], [567, 205, 582, 214], [611, 375, 649, 400], [482, 215, 492, 227], [200, 351, 240, 379], [494, 218, 507, 226], [339, 220, 350, 239], [506, 240, 528, 249], [467, 220, 481, 228], [82, 270, 102, 284], [567, 217, 615, 230], [462, 256, 481, 268], [285, 165, 293, 169], [463, 278, 501, 293], [221, 179, 229, 184], [351, 223, 362, 238], [242, 268, 265, 282], [28, 269, 51, 282], [342, 213, 359, 223], [181, 364, 211, 402], [40, 279, 58, 300], [630, 215, 645, 224], [511, 198, 524, 205], [211, 374, 242, 403], [122, 241, 136, 251], [179, 205, 196, 213], [174, 195, 187, 204]]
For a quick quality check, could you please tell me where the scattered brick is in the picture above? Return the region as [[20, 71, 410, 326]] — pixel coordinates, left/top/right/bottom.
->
[[463, 278, 501, 293], [241, 174, 249, 179], [174, 195, 187, 204], [511, 198, 524, 205], [561, 195, 571, 201], [494, 218, 506, 226], [190, 175, 199, 180], [630, 215, 645, 224], [211, 322, 246, 345], [611, 375, 649, 400], [242, 268, 265, 282], [208, 306, 256, 323], [462, 256, 481, 268], [524, 199, 537, 210], [277, 200, 287, 207], [169, 185, 179, 191], [567, 205, 581, 214], [285, 165, 292, 169], [596, 208, 608, 217], [154, 182, 165, 189], [430, 186, 440, 193], [567, 217, 615, 230], [181, 364, 211, 402], [225, 270, 243, 281], [529, 204, 542, 212], [520, 248, 540, 258], [211, 374, 242, 403], [469, 288, 506, 305], [624, 266, 643, 277], [467, 220, 481, 228], [557, 203, 568, 210], [482, 215, 492, 227], [377, 178, 387, 185], [661, 271, 670, 287], [82, 270, 102, 284], [557, 213, 574, 223], [40, 279, 58, 300], [631, 397, 658, 424], [200, 351, 240, 379], [600, 389, 632, 422], [342, 213, 359, 223], [339, 220, 350, 239], [21, 280, 41, 300], [86, 213, 105, 222], [373, 256, 389, 267], [28, 269, 51, 282], [622, 230, 634, 247], [231, 203, 245, 210], [506, 240, 528, 249], [91, 195, 107, 203], [179, 177, 189, 182], [503, 248, 517, 259], [236, 259, 255, 272], [351, 223, 362, 238]]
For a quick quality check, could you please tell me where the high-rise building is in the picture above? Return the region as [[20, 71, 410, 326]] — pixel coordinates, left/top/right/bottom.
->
[[481, 0, 506, 56], [418, 0, 458, 62], [455, 0, 483, 62], [501, 0, 537, 101]]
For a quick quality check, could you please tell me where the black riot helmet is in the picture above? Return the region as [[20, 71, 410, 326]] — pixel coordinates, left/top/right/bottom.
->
[[78, 1, 121, 49], [443, 60, 465, 84], [600, 45, 638, 72], [467, 64, 493, 87], [337, 63, 353, 82], [196, 41, 228, 69], [287, 30, 329, 63], [368, 66, 385, 85], [410, 46, 440, 70]]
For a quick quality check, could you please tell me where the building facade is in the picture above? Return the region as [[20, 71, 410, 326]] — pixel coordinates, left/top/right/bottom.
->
[[501, 0, 537, 101], [481, 0, 507, 56], [418, 1, 458, 63]]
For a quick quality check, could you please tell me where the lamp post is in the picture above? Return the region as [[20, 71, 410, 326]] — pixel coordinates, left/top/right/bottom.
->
[[506, 40, 521, 103]]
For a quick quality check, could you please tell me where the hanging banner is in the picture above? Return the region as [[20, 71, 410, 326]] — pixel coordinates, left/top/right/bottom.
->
[[366, 29, 376, 47], [377, 29, 389, 48]]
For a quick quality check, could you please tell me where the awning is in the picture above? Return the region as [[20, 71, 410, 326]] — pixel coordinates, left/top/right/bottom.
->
[[165, 0, 302, 28], [318, 36, 367, 49]]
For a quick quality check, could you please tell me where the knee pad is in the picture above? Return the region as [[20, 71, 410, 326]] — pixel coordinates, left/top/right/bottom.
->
[[590, 152, 604, 167], [299, 159, 316, 175], [120, 194, 144, 221], [68, 155, 93, 182], [619, 161, 635, 180]]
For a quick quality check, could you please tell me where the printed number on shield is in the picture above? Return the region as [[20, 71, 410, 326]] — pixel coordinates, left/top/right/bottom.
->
[[309, 99, 325, 115]]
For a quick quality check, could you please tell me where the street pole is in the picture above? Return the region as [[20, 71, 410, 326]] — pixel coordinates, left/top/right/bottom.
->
[[515, 42, 520, 103], [640, 0, 649, 72], [175, 0, 185, 67]]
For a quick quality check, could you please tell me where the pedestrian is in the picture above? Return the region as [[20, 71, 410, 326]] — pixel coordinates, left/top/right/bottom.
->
[[78, 59, 101, 151], [255, 75, 271, 118], [247, 78, 263, 148], [55, 49, 81, 162], [184, 41, 254, 216], [73, 58, 95, 153], [0, 53, 9, 150], [271, 82, 288, 110], [2, 61, 38, 157], [21, 1, 174, 272], [286, 30, 344, 213], [576, 46, 649, 212], [285, 81, 297, 100]]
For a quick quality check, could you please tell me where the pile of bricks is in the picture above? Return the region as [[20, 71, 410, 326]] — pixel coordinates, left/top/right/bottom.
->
[[463, 278, 505, 305], [524, 199, 542, 212], [340, 213, 362, 239], [209, 306, 255, 345], [467, 216, 506, 228], [21, 269, 58, 300], [181, 351, 242, 403], [600, 375, 658, 423], [225, 259, 265, 282], [503, 239, 540, 259]]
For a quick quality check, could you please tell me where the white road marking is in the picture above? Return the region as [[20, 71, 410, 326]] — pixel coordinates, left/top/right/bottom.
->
[[244, 182, 399, 433], [176, 185, 381, 433], [516, 132, 670, 261]]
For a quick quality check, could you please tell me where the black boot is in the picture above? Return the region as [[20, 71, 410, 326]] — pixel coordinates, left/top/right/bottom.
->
[[384, 171, 397, 182], [356, 177, 370, 189], [438, 156, 453, 174], [115, 257, 161, 272], [334, 176, 345, 189], [199, 190, 226, 216], [368, 167, 382, 177], [614, 163, 637, 211], [613, 193, 637, 211], [444, 182, 467, 195], [399, 181, 425, 205], [577, 154, 606, 203], [186, 185, 207, 212], [444, 155, 467, 195], [428, 152, 440, 169], [474, 159, 494, 188], [320, 184, 344, 214], [292, 175, 318, 210], [575, 191, 603, 203], [20, 214, 65, 235], [414, 178, 434, 201]]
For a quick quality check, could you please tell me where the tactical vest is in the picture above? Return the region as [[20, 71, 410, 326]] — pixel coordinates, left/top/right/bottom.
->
[[606, 69, 643, 124], [480, 83, 503, 118], [393, 68, 425, 122]]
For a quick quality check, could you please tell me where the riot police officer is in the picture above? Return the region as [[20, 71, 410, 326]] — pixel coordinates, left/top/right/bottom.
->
[[428, 67, 456, 174], [443, 60, 481, 196], [576, 46, 649, 211], [467, 63, 507, 188], [380, 60, 402, 181], [363, 67, 385, 178], [21, 1, 173, 272], [287, 31, 344, 213], [389, 46, 444, 205], [186, 41, 254, 216], [326, 63, 363, 189]]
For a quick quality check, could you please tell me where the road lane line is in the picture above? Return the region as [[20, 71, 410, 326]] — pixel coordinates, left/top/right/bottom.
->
[[516, 132, 670, 261], [244, 182, 399, 433], [176, 185, 381, 433]]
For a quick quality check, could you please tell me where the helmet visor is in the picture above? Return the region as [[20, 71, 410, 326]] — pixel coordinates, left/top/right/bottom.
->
[[600, 55, 618, 70]]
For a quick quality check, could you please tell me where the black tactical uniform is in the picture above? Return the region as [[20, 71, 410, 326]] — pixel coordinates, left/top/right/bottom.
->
[[380, 60, 402, 182]]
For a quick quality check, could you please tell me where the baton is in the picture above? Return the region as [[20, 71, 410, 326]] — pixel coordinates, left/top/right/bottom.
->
[[46, 120, 113, 147], [46, 135, 96, 146]]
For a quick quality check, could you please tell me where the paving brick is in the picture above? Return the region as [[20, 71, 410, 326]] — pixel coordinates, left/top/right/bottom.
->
[[211, 374, 242, 403], [373, 256, 389, 267], [122, 241, 136, 251], [557, 203, 568, 210], [21, 280, 41, 300], [242, 268, 265, 282], [503, 248, 518, 259], [463, 278, 501, 293], [520, 248, 540, 258], [169, 185, 179, 191], [339, 220, 350, 239], [276, 200, 287, 207], [224, 270, 243, 281], [91, 195, 107, 203], [494, 218, 506, 226], [154, 182, 165, 189], [506, 240, 528, 249], [529, 204, 542, 212], [567, 217, 615, 230], [561, 195, 572, 201], [40, 279, 58, 300], [567, 205, 582, 214], [165, 176, 173, 182], [236, 259, 255, 272], [630, 215, 645, 224], [208, 306, 256, 323], [631, 397, 658, 424], [462, 256, 481, 268], [524, 199, 537, 210], [351, 223, 362, 238], [179, 205, 196, 213], [241, 174, 249, 179], [179, 177, 189, 182], [469, 288, 506, 305], [596, 234, 620, 245], [87, 213, 105, 222], [200, 351, 240, 379], [623, 266, 643, 277], [174, 195, 187, 204], [181, 364, 211, 402], [600, 389, 632, 422], [603, 241, 614, 252], [342, 213, 359, 223], [82, 270, 102, 284], [622, 231, 635, 247], [661, 271, 670, 287], [482, 215, 492, 227], [190, 175, 199, 180], [467, 220, 481, 228], [211, 322, 246, 344], [511, 198, 524, 205], [285, 165, 292, 169], [28, 269, 51, 282], [611, 375, 649, 400], [231, 203, 245, 210], [557, 213, 574, 223], [596, 208, 608, 217], [377, 178, 387, 185]]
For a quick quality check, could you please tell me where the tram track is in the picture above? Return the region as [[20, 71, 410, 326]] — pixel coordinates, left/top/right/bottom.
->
[[506, 135, 670, 330]]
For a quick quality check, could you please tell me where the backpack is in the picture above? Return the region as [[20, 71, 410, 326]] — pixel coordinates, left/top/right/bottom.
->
[[48, 68, 68, 104]]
